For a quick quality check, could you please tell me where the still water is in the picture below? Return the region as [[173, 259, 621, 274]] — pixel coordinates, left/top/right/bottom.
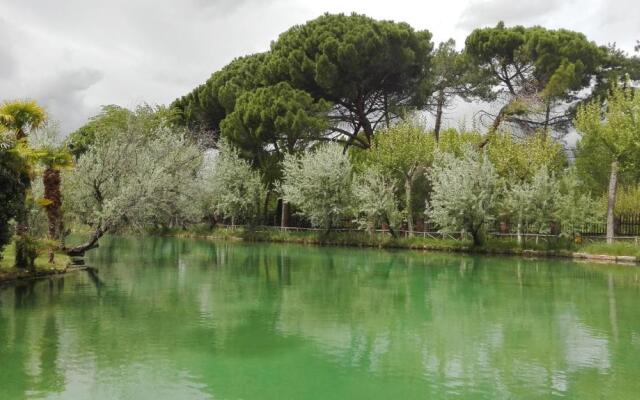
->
[[1, 236, 639, 399]]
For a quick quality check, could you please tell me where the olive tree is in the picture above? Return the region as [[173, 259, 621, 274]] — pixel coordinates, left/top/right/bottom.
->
[[352, 167, 402, 237], [280, 143, 352, 232], [64, 126, 203, 255], [427, 147, 501, 246], [204, 139, 266, 226], [504, 166, 560, 244]]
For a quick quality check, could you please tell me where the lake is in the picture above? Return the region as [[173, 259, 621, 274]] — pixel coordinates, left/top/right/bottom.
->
[[1, 236, 639, 399]]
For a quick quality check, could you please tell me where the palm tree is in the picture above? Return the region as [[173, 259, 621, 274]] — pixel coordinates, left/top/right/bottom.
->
[[0, 100, 47, 269], [37, 147, 73, 263], [0, 100, 47, 140]]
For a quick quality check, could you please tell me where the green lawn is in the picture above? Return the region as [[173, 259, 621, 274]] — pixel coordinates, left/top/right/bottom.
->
[[577, 241, 640, 258], [0, 241, 70, 273]]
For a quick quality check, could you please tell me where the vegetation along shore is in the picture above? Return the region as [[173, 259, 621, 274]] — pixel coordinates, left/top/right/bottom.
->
[[2, 14, 640, 280]]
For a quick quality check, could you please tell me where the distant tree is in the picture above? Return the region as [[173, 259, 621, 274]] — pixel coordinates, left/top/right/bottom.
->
[[281, 143, 352, 232], [465, 22, 604, 134], [64, 126, 203, 255], [352, 167, 402, 237], [172, 53, 268, 142], [358, 121, 435, 235], [67, 104, 180, 157], [265, 13, 433, 148], [205, 139, 266, 227], [427, 146, 501, 246], [429, 39, 495, 140], [575, 81, 640, 243]]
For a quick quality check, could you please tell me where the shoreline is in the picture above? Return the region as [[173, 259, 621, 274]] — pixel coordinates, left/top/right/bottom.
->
[[171, 229, 640, 266], [0, 265, 95, 287]]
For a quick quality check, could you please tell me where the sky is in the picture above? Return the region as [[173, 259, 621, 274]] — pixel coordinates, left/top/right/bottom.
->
[[1, 0, 638, 136]]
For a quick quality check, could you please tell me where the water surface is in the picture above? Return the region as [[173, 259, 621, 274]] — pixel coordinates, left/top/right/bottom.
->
[[1, 236, 639, 399]]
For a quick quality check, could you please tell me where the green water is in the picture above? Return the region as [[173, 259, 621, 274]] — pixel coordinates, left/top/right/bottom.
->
[[1, 237, 639, 399]]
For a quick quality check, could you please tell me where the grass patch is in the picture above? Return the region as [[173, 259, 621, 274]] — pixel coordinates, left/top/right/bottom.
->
[[166, 226, 639, 262], [577, 242, 640, 258], [0, 241, 70, 272]]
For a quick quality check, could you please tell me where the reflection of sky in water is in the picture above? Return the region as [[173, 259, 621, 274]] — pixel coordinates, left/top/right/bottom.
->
[[1, 237, 639, 399], [561, 314, 611, 371]]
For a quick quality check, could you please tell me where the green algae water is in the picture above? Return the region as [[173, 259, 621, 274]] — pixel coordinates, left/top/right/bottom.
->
[[1, 237, 639, 399]]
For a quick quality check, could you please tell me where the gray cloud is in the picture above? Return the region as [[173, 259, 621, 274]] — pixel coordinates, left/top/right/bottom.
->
[[457, 0, 580, 29], [35, 68, 104, 134]]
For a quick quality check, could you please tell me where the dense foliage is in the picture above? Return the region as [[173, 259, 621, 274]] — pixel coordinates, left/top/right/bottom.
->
[[281, 143, 353, 231]]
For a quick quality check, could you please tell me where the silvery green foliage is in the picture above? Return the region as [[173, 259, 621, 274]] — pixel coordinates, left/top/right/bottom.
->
[[555, 169, 602, 238], [64, 126, 203, 233], [352, 167, 402, 233], [504, 166, 560, 236], [204, 139, 265, 225], [281, 142, 352, 230], [427, 146, 501, 245]]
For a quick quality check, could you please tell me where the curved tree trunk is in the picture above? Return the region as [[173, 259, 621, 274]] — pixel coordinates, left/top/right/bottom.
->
[[64, 228, 105, 257], [606, 160, 619, 244]]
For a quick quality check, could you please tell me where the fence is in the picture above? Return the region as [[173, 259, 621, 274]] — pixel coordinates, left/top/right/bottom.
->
[[571, 213, 640, 236], [219, 212, 640, 243]]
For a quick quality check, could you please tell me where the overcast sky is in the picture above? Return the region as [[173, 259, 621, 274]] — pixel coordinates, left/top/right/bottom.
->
[[1, 0, 638, 135]]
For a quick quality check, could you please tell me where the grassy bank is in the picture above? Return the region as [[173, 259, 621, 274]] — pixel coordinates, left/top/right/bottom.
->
[[0, 242, 71, 284], [167, 226, 640, 263]]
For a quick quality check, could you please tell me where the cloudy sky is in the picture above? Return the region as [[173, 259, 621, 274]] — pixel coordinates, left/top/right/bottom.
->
[[1, 0, 638, 135]]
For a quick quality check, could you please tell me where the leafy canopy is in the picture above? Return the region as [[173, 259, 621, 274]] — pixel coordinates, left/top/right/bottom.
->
[[220, 82, 330, 185], [427, 146, 502, 245], [465, 22, 604, 131], [281, 143, 353, 230], [265, 13, 433, 147], [0, 100, 47, 139]]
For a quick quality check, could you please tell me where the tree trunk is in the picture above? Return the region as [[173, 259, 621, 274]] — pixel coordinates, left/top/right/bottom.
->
[[471, 229, 484, 247], [543, 102, 551, 133], [606, 160, 619, 244], [384, 215, 397, 239], [281, 200, 289, 228], [404, 177, 414, 236], [356, 99, 374, 147], [516, 222, 522, 245], [64, 228, 105, 257], [14, 211, 33, 270], [43, 167, 62, 263], [434, 91, 445, 142], [383, 93, 391, 129]]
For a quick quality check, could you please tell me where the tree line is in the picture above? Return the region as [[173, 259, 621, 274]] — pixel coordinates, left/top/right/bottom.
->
[[1, 13, 640, 269]]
